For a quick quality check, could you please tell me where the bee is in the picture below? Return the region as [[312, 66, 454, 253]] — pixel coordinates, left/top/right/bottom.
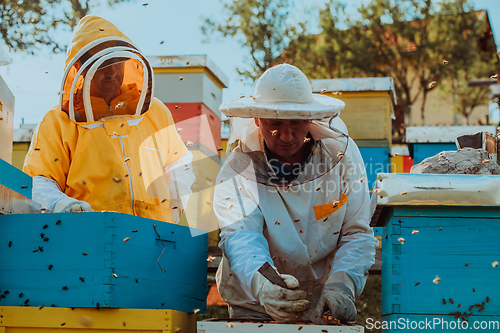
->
[[43, 225, 48, 229], [428, 81, 437, 89], [175, 105, 181, 109], [113, 274, 118, 278], [415, 282, 420, 286], [449, 299, 454, 304], [482, 160, 490, 164], [41, 233, 45, 239], [62, 286, 68, 290], [56, 220, 61, 225], [48, 265, 53, 270], [337, 152, 344, 158], [275, 221, 280, 225], [24, 299, 29, 305], [83, 253, 88, 256], [299, 229, 303, 233], [193, 309, 200, 314], [303, 137, 311, 143], [473, 288, 475, 292], [33, 249, 38, 253], [271, 130, 278, 136], [54, 158, 59, 162], [442, 299, 446, 305], [135, 278, 139, 283], [179, 77, 184, 81], [123, 237, 131, 243], [412, 230, 419, 234], [19, 293, 23, 297], [21, 185, 28, 189], [112, 177, 122, 183], [294, 219, 300, 222], [96, 302, 100, 310], [44, 238, 49, 242], [398, 237, 405, 245], [401, 192, 407, 196], [207, 256, 216, 262], [333, 231, 340, 235], [227, 323, 233, 328], [8, 241, 12, 247], [38, 246, 43, 252], [258, 324, 264, 327], [35, 148, 41, 151], [433, 276, 441, 284], [442, 60, 449, 64], [465, 263, 469, 266], [39, 305, 45, 310], [79, 277, 85, 282], [132, 230, 138, 233], [468, 305, 474, 311]]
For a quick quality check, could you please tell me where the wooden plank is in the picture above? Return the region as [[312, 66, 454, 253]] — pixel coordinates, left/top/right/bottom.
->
[[0, 306, 195, 332], [197, 321, 364, 333], [0, 184, 40, 215], [0, 158, 32, 199]]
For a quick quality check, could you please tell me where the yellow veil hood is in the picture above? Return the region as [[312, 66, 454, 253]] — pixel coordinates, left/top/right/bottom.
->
[[60, 15, 153, 123]]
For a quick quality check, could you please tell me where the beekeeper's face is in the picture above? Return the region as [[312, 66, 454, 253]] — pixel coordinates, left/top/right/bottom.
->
[[90, 62, 125, 101], [255, 118, 312, 163]]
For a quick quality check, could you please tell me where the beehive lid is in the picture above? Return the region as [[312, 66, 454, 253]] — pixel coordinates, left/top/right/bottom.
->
[[406, 126, 497, 144], [310, 77, 397, 106]]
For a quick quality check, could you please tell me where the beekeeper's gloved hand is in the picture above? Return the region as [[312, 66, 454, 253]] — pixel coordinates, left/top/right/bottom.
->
[[53, 197, 93, 213], [315, 275, 356, 322], [251, 269, 310, 323]]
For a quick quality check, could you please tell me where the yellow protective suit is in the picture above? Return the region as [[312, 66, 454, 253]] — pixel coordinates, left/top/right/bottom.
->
[[24, 15, 190, 222]]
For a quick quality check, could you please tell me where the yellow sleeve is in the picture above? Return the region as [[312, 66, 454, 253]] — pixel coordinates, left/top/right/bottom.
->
[[150, 98, 189, 167], [23, 109, 77, 192]]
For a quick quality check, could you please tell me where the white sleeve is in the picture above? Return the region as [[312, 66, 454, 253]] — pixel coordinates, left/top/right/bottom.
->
[[32, 176, 72, 211], [328, 139, 378, 298], [214, 165, 272, 300], [164, 151, 195, 222]]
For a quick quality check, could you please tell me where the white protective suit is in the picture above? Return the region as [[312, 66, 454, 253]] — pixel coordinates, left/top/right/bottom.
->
[[214, 116, 378, 318]]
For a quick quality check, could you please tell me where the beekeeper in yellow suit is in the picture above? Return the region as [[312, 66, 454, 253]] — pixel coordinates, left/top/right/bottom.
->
[[214, 64, 377, 323], [24, 15, 194, 223]]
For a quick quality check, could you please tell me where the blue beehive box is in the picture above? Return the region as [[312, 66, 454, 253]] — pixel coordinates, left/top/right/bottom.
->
[[0, 212, 208, 313], [358, 145, 390, 190], [371, 173, 500, 332]]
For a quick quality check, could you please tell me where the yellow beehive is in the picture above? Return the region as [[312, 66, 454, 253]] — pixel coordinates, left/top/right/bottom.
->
[[310, 77, 396, 148], [0, 306, 195, 333]]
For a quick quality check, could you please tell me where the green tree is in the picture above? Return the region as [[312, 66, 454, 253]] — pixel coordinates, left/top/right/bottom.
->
[[0, 0, 130, 54], [287, 0, 497, 131], [201, 0, 302, 81]]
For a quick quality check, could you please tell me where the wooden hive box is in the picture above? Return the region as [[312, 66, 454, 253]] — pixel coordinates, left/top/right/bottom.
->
[[371, 173, 500, 332], [0, 211, 208, 313], [0, 306, 196, 332]]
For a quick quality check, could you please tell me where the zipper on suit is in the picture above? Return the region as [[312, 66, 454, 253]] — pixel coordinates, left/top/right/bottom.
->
[[119, 136, 135, 215]]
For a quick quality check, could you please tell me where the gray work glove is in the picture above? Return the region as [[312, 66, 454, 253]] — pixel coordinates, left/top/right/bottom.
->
[[53, 197, 93, 213], [315, 283, 357, 322], [251, 270, 310, 323]]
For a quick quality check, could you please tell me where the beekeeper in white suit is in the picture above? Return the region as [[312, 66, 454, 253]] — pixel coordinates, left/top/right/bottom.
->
[[214, 64, 377, 323]]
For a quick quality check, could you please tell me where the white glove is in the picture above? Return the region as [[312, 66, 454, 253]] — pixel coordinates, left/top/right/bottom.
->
[[315, 283, 356, 322], [251, 270, 310, 323], [53, 197, 93, 213]]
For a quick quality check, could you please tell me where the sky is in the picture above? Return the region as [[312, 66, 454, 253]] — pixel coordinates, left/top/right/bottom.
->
[[0, 0, 499, 129]]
